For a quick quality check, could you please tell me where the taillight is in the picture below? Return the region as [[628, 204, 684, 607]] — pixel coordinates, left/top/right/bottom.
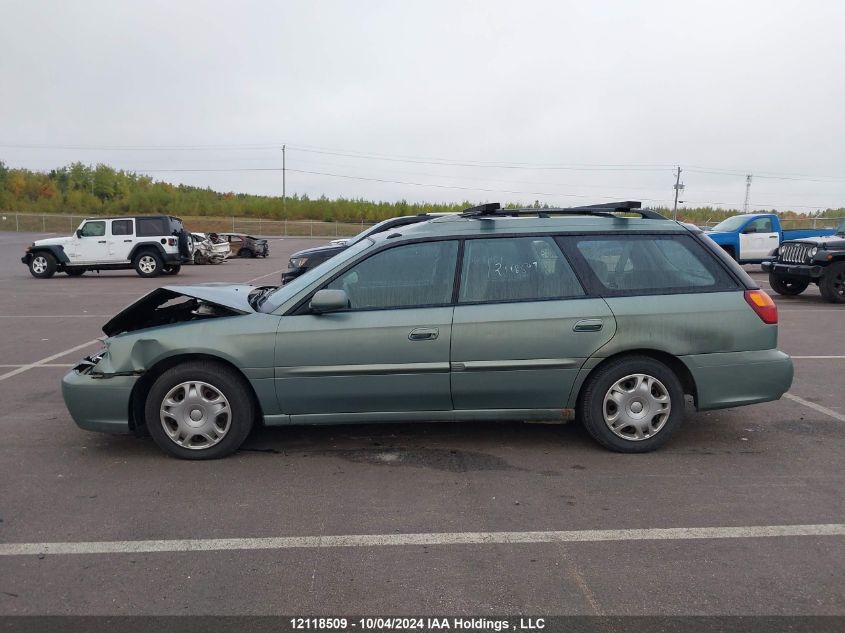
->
[[744, 289, 778, 324]]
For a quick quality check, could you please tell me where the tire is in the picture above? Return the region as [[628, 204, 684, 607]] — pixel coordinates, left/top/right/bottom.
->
[[144, 361, 255, 460], [769, 273, 809, 296], [65, 267, 86, 277], [28, 252, 57, 279], [578, 355, 684, 453], [237, 248, 254, 258], [133, 250, 163, 277], [819, 262, 845, 304], [162, 264, 181, 275], [193, 252, 206, 265]]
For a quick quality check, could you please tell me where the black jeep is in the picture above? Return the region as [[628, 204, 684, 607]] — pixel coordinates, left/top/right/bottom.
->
[[763, 219, 845, 303]]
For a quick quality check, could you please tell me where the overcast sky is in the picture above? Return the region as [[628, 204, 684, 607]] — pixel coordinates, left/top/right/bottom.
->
[[1, 0, 844, 212]]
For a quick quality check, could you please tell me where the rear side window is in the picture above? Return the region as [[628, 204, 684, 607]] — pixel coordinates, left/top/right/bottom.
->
[[325, 240, 458, 310], [459, 236, 584, 303], [564, 234, 739, 295], [111, 220, 133, 236], [136, 217, 169, 237]]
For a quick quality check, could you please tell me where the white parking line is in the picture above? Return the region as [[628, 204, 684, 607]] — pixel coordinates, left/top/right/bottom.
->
[[0, 523, 841, 557], [0, 363, 73, 368], [246, 268, 288, 284], [0, 339, 99, 382], [784, 393, 845, 422]]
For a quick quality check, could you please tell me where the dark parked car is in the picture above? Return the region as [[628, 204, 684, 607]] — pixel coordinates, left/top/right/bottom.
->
[[215, 233, 269, 258], [762, 218, 845, 302], [282, 214, 446, 283]]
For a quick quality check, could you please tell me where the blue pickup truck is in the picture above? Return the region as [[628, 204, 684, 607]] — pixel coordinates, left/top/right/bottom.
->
[[704, 213, 839, 264]]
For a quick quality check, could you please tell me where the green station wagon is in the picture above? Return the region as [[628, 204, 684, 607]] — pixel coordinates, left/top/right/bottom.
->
[[62, 202, 793, 459]]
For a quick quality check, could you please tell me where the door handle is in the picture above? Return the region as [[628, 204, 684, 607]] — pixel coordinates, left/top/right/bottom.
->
[[409, 327, 439, 341], [97, 240, 107, 244], [123, 239, 132, 242], [768, 235, 778, 239], [573, 319, 603, 332]]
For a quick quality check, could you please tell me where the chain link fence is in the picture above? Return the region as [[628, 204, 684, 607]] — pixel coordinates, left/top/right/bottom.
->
[[0, 213, 375, 238]]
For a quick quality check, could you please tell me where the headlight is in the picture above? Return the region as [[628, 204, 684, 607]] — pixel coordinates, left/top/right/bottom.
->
[[290, 257, 309, 268], [807, 247, 818, 261]]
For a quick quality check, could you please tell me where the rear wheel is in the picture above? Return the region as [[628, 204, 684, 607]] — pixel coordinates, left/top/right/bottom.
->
[[144, 361, 255, 460], [819, 262, 845, 303], [133, 250, 163, 277], [578, 356, 684, 453], [769, 274, 809, 296], [28, 252, 57, 279], [237, 248, 254, 258]]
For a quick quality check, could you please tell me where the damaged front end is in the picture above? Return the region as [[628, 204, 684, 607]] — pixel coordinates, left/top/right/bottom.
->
[[63, 284, 278, 434]]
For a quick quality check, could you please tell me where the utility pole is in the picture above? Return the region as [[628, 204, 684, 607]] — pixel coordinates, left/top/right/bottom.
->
[[672, 166, 684, 221], [282, 145, 286, 213], [743, 174, 752, 213]]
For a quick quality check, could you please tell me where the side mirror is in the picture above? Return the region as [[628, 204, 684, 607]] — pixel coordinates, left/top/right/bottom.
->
[[75, 229, 82, 238], [309, 289, 350, 314]]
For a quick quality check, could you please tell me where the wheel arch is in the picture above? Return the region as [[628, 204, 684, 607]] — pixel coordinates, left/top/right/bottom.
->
[[128, 353, 265, 433], [30, 245, 70, 265], [128, 242, 167, 261], [570, 349, 698, 409]]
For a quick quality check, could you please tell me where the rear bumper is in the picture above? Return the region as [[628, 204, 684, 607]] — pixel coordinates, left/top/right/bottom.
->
[[681, 349, 794, 411], [762, 261, 824, 279], [62, 363, 137, 434]]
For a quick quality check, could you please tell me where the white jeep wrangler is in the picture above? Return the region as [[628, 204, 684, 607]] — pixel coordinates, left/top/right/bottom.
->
[[22, 215, 192, 279]]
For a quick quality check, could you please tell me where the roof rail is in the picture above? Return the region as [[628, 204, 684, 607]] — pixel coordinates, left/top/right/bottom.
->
[[460, 201, 668, 221]]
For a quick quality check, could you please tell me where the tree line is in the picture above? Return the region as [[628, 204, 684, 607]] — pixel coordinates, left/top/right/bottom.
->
[[0, 161, 842, 224]]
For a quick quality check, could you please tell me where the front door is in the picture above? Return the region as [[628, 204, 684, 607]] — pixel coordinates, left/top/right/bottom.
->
[[739, 217, 778, 260], [274, 240, 459, 415], [72, 220, 110, 263], [450, 236, 616, 409]]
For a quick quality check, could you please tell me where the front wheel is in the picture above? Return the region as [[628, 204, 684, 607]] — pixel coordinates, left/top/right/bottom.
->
[[133, 251, 163, 277], [578, 356, 684, 453], [144, 361, 255, 460], [769, 274, 809, 296], [819, 262, 845, 303], [28, 252, 57, 279]]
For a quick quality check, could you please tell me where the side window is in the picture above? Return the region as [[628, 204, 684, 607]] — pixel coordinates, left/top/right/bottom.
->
[[747, 218, 773, 233], [325, 240, 459, 310], [567, 235, 739, 295], [111, 220, 133, 236], [79, 221, 105, 237], [459, 236, 584, 303], [136, 218, 168, 237]]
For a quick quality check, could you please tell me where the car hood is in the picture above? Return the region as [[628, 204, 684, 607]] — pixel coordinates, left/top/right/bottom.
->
[[33, 236, 73, 247], [102, 284, 258, 336], [290, 244, 345, 259], [785, 235, 845, 248]]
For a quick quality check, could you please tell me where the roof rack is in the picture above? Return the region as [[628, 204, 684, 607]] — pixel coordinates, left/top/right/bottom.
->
[[460, 201, 668, 221]]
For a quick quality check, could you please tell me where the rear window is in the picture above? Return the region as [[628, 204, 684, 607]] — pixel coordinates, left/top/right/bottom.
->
[[111, 219, 133, 236], [564, 234, 739, 295]]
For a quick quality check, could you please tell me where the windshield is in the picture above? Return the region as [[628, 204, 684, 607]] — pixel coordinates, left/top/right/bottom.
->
[[710, 216, 748, 232], [258, 238, 374, 313]]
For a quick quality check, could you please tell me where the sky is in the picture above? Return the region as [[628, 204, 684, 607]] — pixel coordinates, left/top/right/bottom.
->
[[1, 0, 844, 213]]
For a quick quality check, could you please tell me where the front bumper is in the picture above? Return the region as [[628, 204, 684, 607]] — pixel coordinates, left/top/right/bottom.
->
[[282, 267, 307, 284], [681, 349, 794, 411], [62, 357, 137, 434], [762, 261, 824, 279]]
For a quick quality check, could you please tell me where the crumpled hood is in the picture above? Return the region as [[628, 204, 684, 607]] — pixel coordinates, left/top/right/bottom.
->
[[102, 284, 257, 336]]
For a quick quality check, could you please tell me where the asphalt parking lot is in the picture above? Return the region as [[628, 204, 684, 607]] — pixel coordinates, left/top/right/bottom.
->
[[0, 231, 843, 617]]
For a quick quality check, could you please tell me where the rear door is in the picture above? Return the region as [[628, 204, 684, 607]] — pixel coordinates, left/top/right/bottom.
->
[[274, 240, 459, 415], [108, 219, 135, 261], [450, 236, 616, 410], [739, 217, 779, 260]]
